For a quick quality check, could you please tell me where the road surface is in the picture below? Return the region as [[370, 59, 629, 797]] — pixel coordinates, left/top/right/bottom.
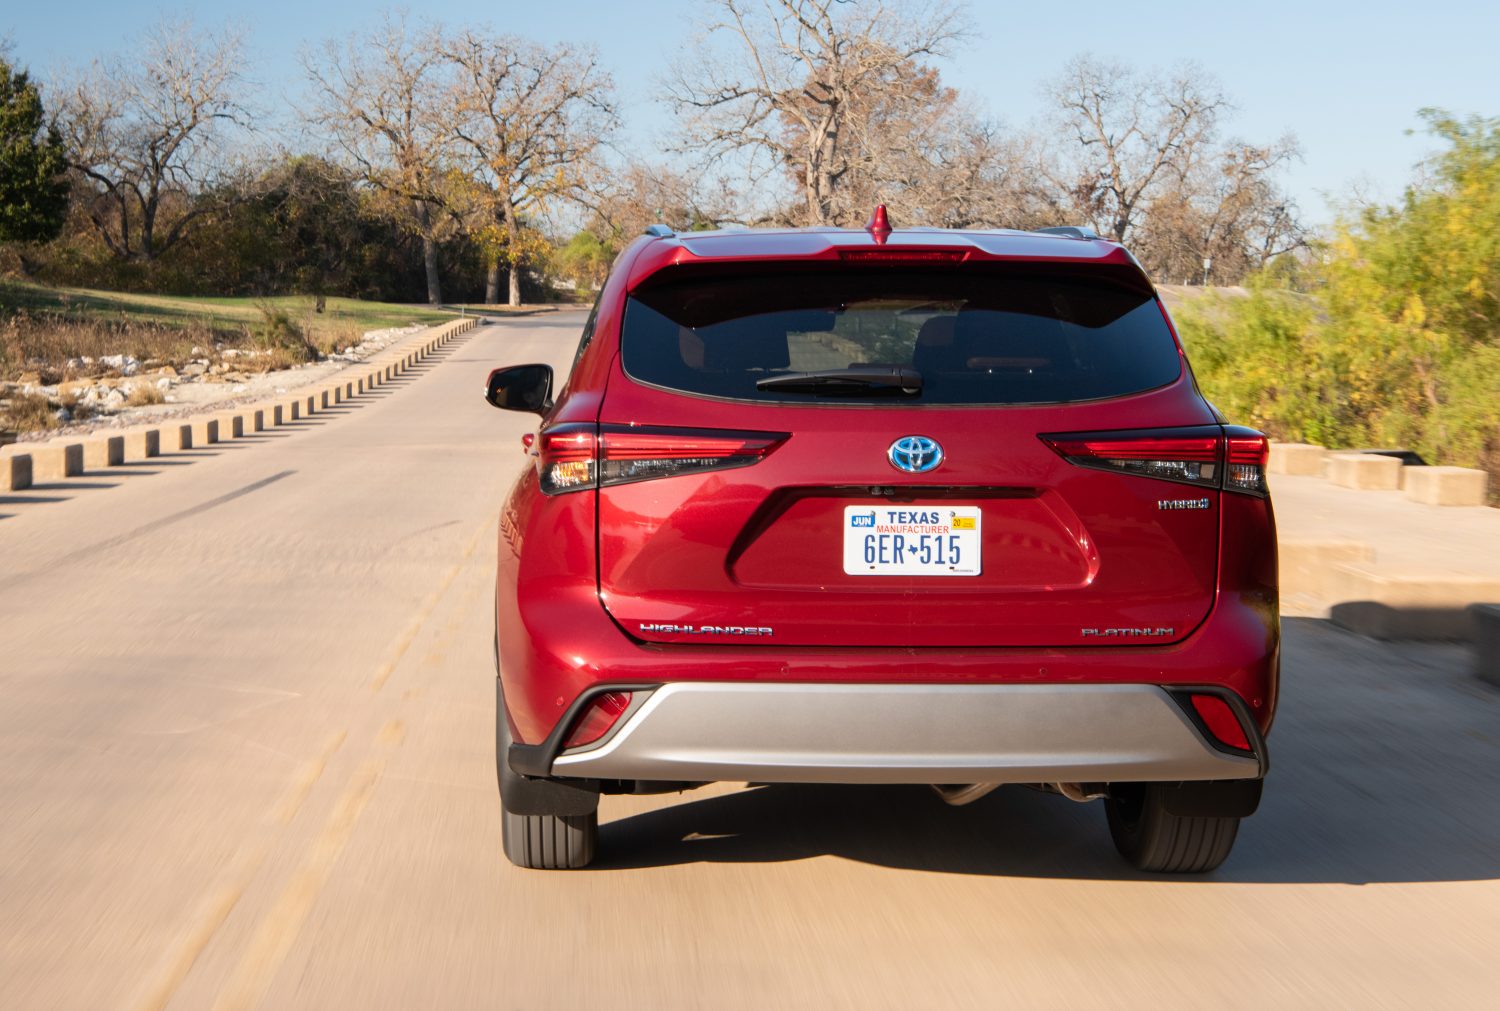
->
[[2, 312, 1498, 1009]]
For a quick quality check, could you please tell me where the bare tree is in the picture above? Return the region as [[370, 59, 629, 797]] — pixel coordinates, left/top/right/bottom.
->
[[1133, 137, 1306, 283], [667, 0, 969, 227], [1043, 56, 1228, 244], [588, 162, 726, 240], [304, 14, 454, 304], [53, 21, 248, 262], [444, 31, 617, 305], [833, 81, 1051, 231], [1041, 55, 1305, 282]]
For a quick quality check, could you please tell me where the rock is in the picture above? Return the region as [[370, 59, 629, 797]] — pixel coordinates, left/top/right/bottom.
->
[[100, 353, 129, 369], [54, 407, 72, 423], [156, 377, 173, 391], [222, 349, 241, 358], [181, 363, 207, 378], [191, 346, 205, 356], [103, 389, 126, 407], [121, 360, 140, 377], [157, 365, 178, 377], [18, 371, 40, 385], [66, 357, 85, 370], [209, 363, 227, 375]]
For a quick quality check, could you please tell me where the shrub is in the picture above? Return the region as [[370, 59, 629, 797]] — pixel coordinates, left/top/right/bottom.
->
[[251, 302, 318, 363], [0, 391, 58, 433], [1176, 111, 1500, 490]]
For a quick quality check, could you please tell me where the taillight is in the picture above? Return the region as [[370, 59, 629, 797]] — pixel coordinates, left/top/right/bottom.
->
[[1188, 694, 1252, 752], [535, 424, 597, 494], [535, 424, 787, 494], [562, 691, 633, 749], [1041, 426, 1221, 490], [1223, 426, 1269, 496], [1039, 425, 1270, 496]]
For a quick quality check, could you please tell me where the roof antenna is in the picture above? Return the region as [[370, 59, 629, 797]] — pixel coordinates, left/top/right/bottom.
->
[[865, 204, 892, 244]]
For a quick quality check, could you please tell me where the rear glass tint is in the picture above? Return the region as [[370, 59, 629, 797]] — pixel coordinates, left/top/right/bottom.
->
[[622, 269, 1183, 405]]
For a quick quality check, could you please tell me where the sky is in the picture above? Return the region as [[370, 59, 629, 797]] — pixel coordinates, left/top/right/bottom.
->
[[6, 0, 1498, 227]]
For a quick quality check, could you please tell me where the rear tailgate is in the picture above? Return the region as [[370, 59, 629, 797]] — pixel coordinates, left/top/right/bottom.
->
[[592, 263, 1222, 649]]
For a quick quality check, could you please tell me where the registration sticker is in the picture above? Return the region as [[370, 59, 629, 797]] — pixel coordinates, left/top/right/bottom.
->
[[842, 506, 982, 576]]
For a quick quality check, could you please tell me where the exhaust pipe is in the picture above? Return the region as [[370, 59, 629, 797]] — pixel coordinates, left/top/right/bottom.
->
[[931, 783, 1001, 806], [1051, 782, 1108, 803]]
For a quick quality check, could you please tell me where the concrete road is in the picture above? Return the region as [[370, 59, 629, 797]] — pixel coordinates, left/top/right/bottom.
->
[[2, 312, 1498, 1010]]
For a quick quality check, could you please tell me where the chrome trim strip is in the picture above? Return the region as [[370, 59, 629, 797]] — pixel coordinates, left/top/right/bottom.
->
[[551, 683, 1260, 785]]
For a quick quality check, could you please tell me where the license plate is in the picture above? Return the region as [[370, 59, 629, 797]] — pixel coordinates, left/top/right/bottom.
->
[[842, 505, 982, 576]]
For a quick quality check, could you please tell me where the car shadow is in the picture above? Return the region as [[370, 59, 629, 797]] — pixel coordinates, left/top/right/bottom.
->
[[595, 618, 1500, 884]]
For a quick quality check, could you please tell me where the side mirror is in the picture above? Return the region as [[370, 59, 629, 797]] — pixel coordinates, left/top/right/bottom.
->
[[484, 364, 553, 415]]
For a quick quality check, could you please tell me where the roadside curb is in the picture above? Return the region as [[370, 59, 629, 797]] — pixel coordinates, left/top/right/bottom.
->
[[1, 316, 479, 494]]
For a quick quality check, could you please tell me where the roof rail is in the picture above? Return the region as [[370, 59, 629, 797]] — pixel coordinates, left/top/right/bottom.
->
[[1034, 226, 1101, 240], [643, 224, 675, 238]]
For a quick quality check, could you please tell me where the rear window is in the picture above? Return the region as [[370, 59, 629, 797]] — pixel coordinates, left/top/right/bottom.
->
[[621, 268, 1183, 405]]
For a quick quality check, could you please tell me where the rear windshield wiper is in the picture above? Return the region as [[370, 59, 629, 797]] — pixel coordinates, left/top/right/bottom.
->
[[754, 366, 922, 397]]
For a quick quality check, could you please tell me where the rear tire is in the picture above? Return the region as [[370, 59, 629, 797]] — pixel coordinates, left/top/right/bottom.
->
[[1105, 783, 1240, 873], [496, 676, 599, 870], [501, 808, 597, 870]]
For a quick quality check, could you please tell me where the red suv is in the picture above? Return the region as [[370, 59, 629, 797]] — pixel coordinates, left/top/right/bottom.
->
[[486, 212, 1277, 873]]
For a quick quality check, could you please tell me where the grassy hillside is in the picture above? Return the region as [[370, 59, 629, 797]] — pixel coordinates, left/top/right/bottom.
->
[[0, 280, 455, 334], [0, 282, 462, 433]]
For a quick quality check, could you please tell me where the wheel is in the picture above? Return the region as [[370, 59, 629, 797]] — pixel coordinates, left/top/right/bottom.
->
[[495, 677, 598, 870], [501, 808, 597, 869], [1105, 783, 1240, 873]]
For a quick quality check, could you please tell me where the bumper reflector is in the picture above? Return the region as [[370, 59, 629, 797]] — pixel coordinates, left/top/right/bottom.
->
[[1189, 694, 1251, 751], [563, 691, 634, 749]]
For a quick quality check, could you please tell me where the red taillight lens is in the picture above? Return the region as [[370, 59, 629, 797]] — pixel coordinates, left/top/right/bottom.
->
[[563, 691, 633, 749], [1189, 694, 1252, 751], [1040, 426, 1222, 489], [535, 424, 597, 494], [599, 427, 785, 487], [1224, 427, 1269, 496], [536, 425, 786, 494], [1039, 425, 1271, 496]]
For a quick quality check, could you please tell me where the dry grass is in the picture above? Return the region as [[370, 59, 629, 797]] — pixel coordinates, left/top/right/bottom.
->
[[1, 311, 225, 384], [0, 392, 59, 433], [253, 347, 309, 373], [126, 384, 165, 407]]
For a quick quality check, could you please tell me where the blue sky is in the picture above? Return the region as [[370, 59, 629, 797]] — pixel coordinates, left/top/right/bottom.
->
[[6, 1, 1497, 226]]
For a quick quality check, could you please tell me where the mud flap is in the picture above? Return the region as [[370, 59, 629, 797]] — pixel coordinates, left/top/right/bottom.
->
[[496, 680, 600, 817], [1156, 778, 1263, 818]]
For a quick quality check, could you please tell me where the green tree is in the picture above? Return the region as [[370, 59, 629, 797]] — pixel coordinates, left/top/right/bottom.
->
[[1176, 110, 1500, 483], [0, 56, 69, 243]]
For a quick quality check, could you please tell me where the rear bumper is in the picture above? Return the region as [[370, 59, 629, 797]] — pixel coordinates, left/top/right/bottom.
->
[[539, 682, 1263, 785]]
